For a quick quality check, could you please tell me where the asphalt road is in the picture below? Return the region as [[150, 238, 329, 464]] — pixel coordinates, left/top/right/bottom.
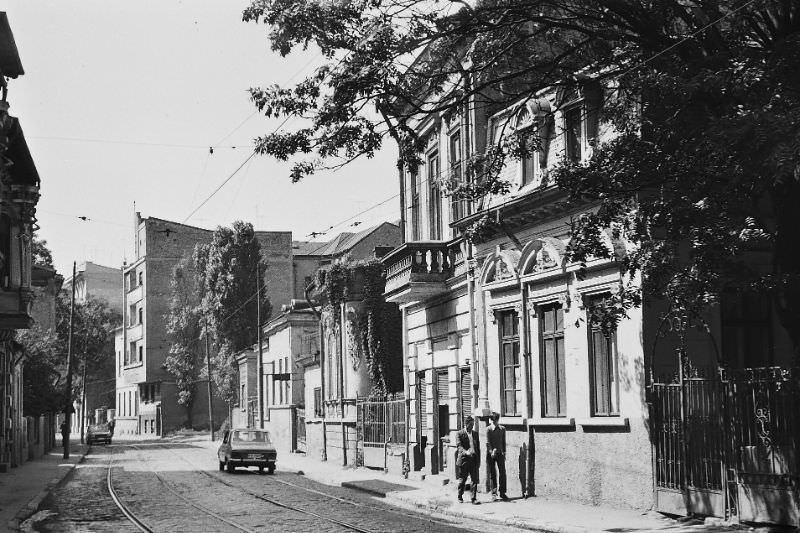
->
[[28, 441, 487, 532]]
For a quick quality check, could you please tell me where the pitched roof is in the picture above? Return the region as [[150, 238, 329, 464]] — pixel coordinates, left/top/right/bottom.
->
[[292, 222, 398, 258]]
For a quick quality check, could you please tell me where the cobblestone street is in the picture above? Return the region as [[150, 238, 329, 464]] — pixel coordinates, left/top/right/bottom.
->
[[28, 442, 506, 532]]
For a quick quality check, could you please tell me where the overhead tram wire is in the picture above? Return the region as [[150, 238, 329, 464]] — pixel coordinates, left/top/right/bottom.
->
[[181, 27, 387, 225], [171, 9, 754, 348]]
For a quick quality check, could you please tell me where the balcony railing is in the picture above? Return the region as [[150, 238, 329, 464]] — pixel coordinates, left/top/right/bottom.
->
[[383, 240, 465, 303]]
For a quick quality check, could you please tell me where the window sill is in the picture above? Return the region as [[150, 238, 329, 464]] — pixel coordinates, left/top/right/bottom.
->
[[123, 362, 143, 370], [499, 416, 526, 427], [577, 417, 628, 428], [529, 417, 575, 427]]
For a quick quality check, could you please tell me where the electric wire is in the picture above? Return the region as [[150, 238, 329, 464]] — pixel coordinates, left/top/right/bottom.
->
[[149, 2, 755, 366]]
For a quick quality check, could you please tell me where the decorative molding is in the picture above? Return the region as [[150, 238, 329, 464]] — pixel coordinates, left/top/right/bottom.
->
[[344, 309, 362, 371]]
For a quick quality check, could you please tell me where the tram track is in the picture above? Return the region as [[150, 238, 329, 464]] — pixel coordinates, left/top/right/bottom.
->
[[120, 443, 379, 533], [147, 441, 484, 533], [107, 444, 260, 533]]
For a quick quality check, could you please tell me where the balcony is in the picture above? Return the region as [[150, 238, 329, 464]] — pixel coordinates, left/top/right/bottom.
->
[[383, 240, 465, 304], [126, 284, 143, 303], [126, 322, 143, 341]]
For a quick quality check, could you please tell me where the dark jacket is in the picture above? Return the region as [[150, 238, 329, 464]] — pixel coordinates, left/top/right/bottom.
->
[[456, 427, 480, 469], [486, 423, 506, 458]]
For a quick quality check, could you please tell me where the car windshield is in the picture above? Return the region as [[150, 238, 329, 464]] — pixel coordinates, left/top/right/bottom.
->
[[232, 430, 271, 443], [91, 425, 107, 431]]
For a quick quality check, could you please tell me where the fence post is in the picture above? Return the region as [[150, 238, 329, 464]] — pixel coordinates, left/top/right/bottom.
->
[[384, 400, 390, 473]]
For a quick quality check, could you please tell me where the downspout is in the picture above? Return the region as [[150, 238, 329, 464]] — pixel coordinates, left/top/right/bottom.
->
[[401, 306, 410, 477], [466, 244, 479, 417], [463, 67, 481, 418], [304, 282, 326, 461]]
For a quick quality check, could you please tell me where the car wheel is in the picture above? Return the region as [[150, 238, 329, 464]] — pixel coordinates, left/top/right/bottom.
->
[[267, 464, 275, 475], [226, 461, 235, 473]]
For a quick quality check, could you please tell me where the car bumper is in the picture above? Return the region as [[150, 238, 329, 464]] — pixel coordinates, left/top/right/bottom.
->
[[229, 458, 275, 467]]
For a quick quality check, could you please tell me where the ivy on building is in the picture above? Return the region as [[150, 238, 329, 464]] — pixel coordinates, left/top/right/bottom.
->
[[315, 259, 402, 396]]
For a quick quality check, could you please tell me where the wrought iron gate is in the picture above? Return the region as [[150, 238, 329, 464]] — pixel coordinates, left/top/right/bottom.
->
[[356, 395, 406, 470], [650, 367, 799, 525]]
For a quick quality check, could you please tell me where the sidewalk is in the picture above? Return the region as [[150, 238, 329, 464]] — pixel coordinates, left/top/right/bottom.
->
[[0, 442, 88, 531], [178, 434, 744, 533]]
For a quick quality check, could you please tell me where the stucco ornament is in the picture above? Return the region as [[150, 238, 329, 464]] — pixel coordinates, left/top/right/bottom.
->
[[534, 246, 559, 271], [345, 309, 363, 371]]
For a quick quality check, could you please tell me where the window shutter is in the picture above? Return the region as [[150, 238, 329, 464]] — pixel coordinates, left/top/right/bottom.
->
[[437, 369, 449, 404], [459, 368, 472, 426], [417, 372, 427, 430]]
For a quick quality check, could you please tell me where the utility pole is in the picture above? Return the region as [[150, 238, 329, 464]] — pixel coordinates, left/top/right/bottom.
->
[[80, 359, 87, 444], [256, 263, 264, 429], [205, 326, 215, 441], [63, 261, 76, 459]]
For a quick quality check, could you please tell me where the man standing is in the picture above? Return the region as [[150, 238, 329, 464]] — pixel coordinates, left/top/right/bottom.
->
[[486, 412, 508, 501], [456, 416, 480, 504]]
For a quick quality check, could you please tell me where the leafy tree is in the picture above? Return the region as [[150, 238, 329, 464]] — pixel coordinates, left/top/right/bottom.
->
[[164, 255, 203, 427], [18, 293, 120, 416], [18, 326, 63, 416], [194, 221, 271, 403], [32, 233, 54, 269], [244, 1, 800, 362]]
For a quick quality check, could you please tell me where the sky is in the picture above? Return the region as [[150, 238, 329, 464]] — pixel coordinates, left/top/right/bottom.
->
[[4, 1, 400, 276]]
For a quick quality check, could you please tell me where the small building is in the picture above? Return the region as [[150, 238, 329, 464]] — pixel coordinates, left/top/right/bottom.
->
[[260, 301, 318, 451]]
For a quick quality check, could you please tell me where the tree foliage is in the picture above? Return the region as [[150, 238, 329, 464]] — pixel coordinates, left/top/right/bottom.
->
[[192, 221, 271, 404], [245, 0, 800, 360], [32, 233, 54, 269], [316, 258, 402, 395], [18, 293, 120, 416], [164, 255, 203, 426]]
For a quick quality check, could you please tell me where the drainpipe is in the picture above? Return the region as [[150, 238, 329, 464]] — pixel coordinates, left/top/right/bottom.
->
[[478, 267, 490, 416], [466, 242, 479, 417], [401, 306, 410, 477]]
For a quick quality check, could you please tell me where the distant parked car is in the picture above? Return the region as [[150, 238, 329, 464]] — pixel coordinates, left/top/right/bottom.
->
[[87, 423, 112, 445], [217, 429, 277, 474]]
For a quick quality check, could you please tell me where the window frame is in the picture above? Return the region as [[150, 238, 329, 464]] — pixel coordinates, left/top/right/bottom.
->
[[498, 309, 521, 416], [448, 129, 469, 230], [586, 294, 620, 417], [539, 302, 567, 418], [564, 105, 583, 163], [409, 167, 421, 241], [427, 150, 442, 240]]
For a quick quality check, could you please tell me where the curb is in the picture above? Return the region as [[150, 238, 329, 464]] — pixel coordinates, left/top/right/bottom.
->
[[383, 492, 593, 533], [340, 481, 389, 498], [6, 449, 89, 532]]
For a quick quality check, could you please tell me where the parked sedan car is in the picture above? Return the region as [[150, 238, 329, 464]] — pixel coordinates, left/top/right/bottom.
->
[[87, 423, 112, 445], [217, 429, 277, 474]]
